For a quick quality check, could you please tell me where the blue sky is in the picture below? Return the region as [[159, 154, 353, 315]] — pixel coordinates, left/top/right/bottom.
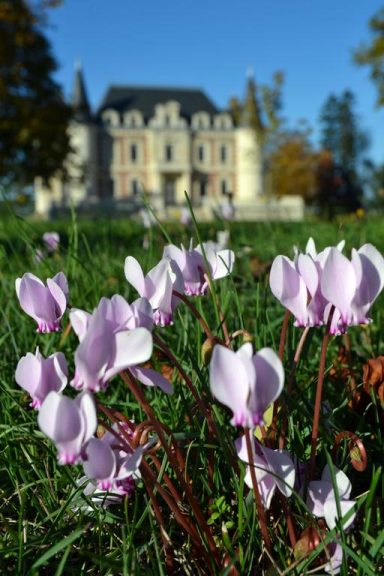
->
[[46, 0, 384, 162]]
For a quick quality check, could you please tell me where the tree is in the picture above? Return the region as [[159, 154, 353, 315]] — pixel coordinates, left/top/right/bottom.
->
[[266, 127, 318, 201], [354, 9, 384, 106], [228, 70, 284, 142], [319, 90, 369, 180], [0, 0, 72, 188]]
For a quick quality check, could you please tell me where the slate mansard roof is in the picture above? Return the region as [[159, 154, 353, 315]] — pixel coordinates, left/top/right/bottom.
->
[[97, 85, 220, 121]]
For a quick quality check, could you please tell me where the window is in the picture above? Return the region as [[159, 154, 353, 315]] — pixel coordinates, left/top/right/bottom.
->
[[221, 180, 227, 196], [130, 143, 138, 162], [165, 114, 171, 127], [165, 144, 173, 162], [197, 145, 205, 162], [220, 145, 227, 163], [200, 180, 207, 197], [131, 179, 139, 196]]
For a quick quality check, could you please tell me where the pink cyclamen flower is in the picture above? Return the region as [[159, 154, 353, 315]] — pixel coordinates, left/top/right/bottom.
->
[[321, 244, 384, 334], [15, 271, 69, 332], [235, 434, 295, 509], [307, 464, 356, 531], [269, 240, 341, 328], [209, 343, 284, 428], [163, 240, 235, 296], [83, 423, 143, 494], [124, 256, 184, 326], [270, 242, 384, 334], [38, 391, 97, 465], [71, 295, 172, 394], [15, 347, 68, 409], [42, 232, 60, 252]]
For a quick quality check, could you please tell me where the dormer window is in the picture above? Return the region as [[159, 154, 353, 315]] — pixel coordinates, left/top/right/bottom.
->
[[191, 112, 210, 130], [123, 110, 143, 128], [214, 114, 232, 130], [102, 109, 119, 127]]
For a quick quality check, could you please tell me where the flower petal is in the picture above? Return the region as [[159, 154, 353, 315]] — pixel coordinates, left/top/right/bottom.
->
[[250, 348, 284, 415], [210, 345, 253, 427], [124, 256, 146, 296], [105, 327, 153, 380], [130, 366, 173, 394], [324, 496, 356, 531], [83, 438, 116, 481], [269, 256, 308, 325], [261, 446, 295, 498], [321, 464, 352, 499], [321, 248, 356, 324]]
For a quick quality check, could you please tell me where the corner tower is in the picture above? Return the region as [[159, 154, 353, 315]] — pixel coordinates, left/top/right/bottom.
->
[[235, 70, 263, 202]]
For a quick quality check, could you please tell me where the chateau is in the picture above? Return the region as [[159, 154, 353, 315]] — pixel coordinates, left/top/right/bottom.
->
[[35, 67, 303, 220]]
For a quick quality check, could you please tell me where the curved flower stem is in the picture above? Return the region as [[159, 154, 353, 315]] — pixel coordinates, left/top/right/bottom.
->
[[97, 405, 185, 506], [332, 431, 368, 472], [308, 310, 334, 482], [121, 370, 220, 566], [244, 428, 271, 554], [173, 290, 215, 341], [95, 405, 209, 561]]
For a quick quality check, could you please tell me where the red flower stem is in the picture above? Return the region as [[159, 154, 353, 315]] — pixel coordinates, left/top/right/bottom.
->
[[153, 333, 219, 438], [154, 334, 239, 475], [342, 333, 357, 400], [97, 404, 186, 505], [140, 460, 214, 569], [278, 310, 291, 361], [97, 413, 205, 560], [142, 473, 175, 569], [309, 311, 334, 481], [280, 495, 297, 547], [244, 428, 272, 553], [173, 290, 215, 340], [121, 371, 220, 566]]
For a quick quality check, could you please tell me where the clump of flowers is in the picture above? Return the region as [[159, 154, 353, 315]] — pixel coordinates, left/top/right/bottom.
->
[[13, 227, 382, 575]]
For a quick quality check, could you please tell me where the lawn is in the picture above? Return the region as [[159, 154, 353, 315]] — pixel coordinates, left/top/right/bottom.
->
[[1, 212, 383, 575]]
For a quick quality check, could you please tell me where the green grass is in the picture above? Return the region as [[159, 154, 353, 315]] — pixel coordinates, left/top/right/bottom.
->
[[1, 212, 384, 574]]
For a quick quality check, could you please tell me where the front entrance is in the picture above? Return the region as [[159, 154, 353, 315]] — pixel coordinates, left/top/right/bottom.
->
[[163, 175, 177, 206]]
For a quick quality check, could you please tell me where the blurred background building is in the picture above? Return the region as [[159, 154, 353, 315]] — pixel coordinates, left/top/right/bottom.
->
[[35, 66, 303, 220]]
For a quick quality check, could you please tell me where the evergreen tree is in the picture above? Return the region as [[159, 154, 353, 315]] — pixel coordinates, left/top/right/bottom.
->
[[319, 90, 369, 180], [0, 0, 72, 188]]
